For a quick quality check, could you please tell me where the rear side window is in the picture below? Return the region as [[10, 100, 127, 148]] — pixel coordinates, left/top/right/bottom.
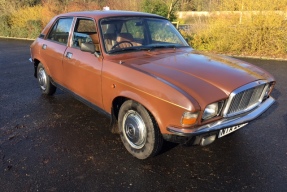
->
[[47, 18, 73, 44]]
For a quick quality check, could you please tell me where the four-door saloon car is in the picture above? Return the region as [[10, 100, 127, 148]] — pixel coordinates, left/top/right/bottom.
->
[[30, 10, 276, 159]]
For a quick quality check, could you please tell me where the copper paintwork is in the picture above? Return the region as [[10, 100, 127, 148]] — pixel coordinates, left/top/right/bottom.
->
[[30, 11, 275, 135]]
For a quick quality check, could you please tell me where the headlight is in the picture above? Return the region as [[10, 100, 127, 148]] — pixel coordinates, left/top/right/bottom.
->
[[202, 102, 220, 120], [181, 112, 198, 127]]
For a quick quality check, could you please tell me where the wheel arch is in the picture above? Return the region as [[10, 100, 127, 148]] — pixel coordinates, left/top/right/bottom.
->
[[112, 96, 159, 123], [111, 94, 164, 134], [32, 58, 40, 78], [111, 96, 128, 121], [31, 58, 52, 79]]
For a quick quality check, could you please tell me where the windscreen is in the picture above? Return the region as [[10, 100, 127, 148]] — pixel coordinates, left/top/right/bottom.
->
[[100, 17, 189, 53]]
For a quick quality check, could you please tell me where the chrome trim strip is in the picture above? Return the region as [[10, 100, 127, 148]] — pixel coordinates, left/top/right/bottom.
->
[[167, 97, 275, 137]]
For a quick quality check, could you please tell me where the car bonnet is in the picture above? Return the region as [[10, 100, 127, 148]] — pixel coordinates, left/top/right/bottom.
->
[[120, 49, 274, 107]]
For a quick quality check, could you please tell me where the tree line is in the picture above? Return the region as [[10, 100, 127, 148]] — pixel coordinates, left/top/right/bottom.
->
[[0, 0, 286, 58], [190, 0, 287, 58], [2, 0, 286, 39], [0, 0, 256, 39]]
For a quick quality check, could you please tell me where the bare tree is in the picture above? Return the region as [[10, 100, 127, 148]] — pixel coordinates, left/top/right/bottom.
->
[[167, 0, 180, 19]]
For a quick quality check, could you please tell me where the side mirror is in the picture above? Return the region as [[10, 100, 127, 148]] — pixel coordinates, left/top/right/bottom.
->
[[80, 42, 96, 53], [80, 42, 100, 57]]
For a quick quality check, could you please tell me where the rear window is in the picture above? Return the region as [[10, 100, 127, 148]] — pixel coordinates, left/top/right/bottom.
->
[[47, 18, 73, 44]]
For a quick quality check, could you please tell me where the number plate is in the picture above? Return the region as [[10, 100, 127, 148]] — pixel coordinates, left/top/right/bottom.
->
[[218, 123, 248, 138]]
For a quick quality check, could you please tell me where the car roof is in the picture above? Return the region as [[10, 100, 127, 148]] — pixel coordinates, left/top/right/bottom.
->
[[40, 10, 167, 36], [57, 10, 166, 20]]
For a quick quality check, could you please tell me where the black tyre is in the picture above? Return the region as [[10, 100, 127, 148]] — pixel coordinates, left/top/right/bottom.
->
[[37, 63, 56, 95], [118, 100, 163, 159]]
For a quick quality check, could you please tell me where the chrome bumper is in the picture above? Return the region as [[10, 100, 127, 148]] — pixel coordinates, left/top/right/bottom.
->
[[167, 97, 275, 137]]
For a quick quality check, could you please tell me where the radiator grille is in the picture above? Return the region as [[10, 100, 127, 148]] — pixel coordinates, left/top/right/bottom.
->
[[226, 84, 266, 116]]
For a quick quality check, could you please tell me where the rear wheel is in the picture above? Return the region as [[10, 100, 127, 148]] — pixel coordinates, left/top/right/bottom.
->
[[118, 100, 163, 159], [37, 63, 56, 95]]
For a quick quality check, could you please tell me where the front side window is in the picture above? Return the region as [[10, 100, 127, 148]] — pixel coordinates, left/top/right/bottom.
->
[[100, 17, 189, 54], [72, 18, 98, 49], [47, 18, 73, 44]]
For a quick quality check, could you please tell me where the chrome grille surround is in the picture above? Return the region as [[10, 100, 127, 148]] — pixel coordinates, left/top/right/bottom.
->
[[222, 80, 271, 117]]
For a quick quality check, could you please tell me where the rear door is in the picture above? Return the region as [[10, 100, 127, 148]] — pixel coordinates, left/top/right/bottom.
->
[[42, 17, 73, 83]]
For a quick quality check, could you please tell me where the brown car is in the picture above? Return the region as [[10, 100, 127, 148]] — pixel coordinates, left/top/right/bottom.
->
[[29, 10, 276, 159]]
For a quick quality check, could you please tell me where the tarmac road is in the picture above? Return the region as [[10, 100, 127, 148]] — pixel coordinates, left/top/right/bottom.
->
[[0, 38, 286, 191]]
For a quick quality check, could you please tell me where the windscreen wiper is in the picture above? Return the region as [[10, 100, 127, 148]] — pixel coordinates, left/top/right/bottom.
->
[[150, 45, 176, 49], [149, 45, 189, 49], [108, 46, 152, 54]]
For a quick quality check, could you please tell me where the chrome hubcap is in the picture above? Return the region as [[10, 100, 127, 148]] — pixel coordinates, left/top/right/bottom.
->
[[123, 110, 146, 149], [38, 68, 47, 91]]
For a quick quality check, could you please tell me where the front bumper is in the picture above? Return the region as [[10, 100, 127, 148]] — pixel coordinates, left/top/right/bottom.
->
[[167, 97, 275, 137]]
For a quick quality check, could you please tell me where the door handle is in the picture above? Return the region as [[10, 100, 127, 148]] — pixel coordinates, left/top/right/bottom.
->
[[66, 52, 73, 59], [42, 44, 47, 50]]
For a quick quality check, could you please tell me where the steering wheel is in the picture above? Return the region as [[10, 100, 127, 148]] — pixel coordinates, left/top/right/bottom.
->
[[111, 41, 133, 50]]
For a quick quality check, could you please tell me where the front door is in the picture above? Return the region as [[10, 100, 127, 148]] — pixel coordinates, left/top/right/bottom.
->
[[62, 18, 103, 108]]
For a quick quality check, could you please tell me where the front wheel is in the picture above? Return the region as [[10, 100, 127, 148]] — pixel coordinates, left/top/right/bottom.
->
[[37, 63, 56, 95], [118, 100, 163, 159]]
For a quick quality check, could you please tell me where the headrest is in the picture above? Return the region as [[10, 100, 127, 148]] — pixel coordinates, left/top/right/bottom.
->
[[116, 33, 134, 42], [103, 33, 117, 40], [89, 33, 99, 44]]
